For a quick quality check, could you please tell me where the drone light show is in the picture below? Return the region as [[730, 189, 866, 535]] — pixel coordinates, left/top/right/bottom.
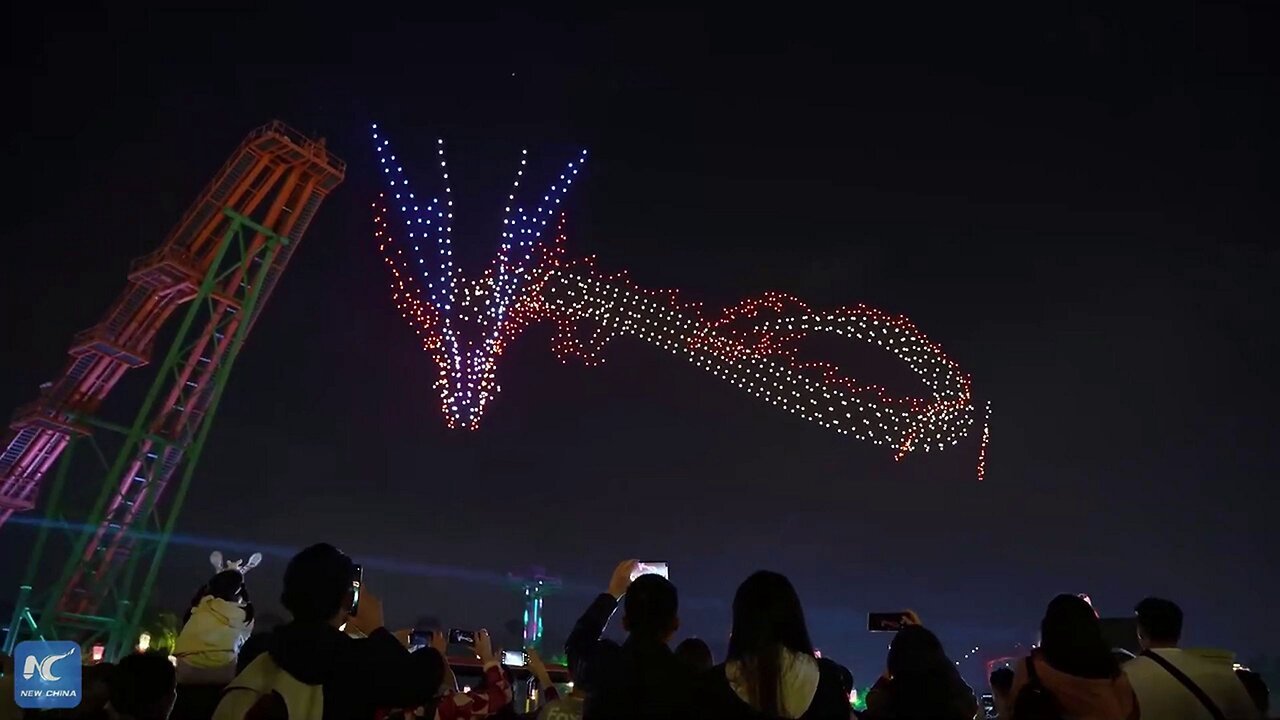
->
[[370, 124, 989, 475]]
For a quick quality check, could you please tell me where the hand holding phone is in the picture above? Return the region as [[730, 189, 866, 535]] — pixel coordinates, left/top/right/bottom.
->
[[608, 559, 639, 599], [473, 629, 495, 665], [347, 587, 384, 636], [525, 646, 547, 674], [526, 647, 553, 687], [430, 628, 447, 655]]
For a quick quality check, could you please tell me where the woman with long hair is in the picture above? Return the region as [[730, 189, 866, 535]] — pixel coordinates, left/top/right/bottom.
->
[[1008, 594, 1136, 719], [693, 571, 849, 719], [863, 622, 977, 720]]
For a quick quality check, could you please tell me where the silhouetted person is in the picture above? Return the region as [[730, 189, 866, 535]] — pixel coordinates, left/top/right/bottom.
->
[[818, 657, 854, 706], [1123, 597, 1259, 719], [1009, 594, 1135, 720], [863, 623, 976, 720], [566, 560, 694, 720], [215, 543, 444, 720], [988, 667, 1014, 719], [58, 661, 116, 720], [176, 566, 255, 685], [675, 638, 714, 674], [693, 571, 850, 719], [108, 652, 177, 720]]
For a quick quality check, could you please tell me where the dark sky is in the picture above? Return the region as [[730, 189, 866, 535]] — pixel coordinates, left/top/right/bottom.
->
[[2, 4, 1277, 688]]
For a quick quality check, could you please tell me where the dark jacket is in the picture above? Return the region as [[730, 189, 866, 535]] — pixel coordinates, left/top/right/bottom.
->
[[691, 656, 852, 720], [268, 621, 444, 720], [566, 593, 696, 720], [861, 668, 977, 720]]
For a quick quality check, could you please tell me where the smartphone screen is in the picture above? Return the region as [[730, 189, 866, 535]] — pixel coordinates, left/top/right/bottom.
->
[[631, 561, 669, 581], [502, 649, 527, 667], [349, 564, 363, 616], [868, 611, 909, 632], [449, 628, 476, 646], [409, 630, 432, 649]]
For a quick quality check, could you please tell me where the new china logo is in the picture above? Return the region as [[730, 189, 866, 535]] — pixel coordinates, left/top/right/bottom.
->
[[14, 640, 80, 709]]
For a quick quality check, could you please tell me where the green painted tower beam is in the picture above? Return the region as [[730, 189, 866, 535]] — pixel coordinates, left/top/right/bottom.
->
[[4, 210, 286, 659]]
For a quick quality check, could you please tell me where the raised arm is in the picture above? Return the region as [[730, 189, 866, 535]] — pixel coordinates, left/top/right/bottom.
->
[[565, 560, 636, 675], [347, 588, 446, 711], [434, 630, 512, 720], [525, 647, 560, 708], [431, 629, 458, 693]]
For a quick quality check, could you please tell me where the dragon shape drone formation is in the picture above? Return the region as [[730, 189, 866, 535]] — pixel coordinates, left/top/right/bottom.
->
[[370, 124, 990, 477]]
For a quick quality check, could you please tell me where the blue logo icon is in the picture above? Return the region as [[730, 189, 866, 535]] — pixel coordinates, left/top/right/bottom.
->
[[14, 641, 81, 709]]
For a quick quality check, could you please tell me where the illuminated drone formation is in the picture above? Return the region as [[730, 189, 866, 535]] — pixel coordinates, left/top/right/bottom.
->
[[371, 125, 990, 473]]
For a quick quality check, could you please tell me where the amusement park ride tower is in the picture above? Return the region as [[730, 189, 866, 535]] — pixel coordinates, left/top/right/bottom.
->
[[508, 568, 561, 651], [0, 121, 344, 658]]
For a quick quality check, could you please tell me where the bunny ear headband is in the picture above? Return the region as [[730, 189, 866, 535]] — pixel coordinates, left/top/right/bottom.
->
[[209, 550, 264, 575], [242, 552, 263, 573]]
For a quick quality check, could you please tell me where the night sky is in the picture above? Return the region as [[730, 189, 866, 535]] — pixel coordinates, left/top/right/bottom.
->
[[2, 5, 1277, 688]]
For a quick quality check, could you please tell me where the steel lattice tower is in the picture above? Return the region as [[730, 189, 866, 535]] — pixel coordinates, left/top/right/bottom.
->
[[508, 568, 561, 651], [1, 121, 344, 658]]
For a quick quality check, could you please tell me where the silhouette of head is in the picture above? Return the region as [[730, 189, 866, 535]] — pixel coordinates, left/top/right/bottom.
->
[[622, 574, 679, 641], [675, 637, 714, 673], [727, 571, 815, 715], [989, 666, 1014, 699], [882, 625, 973, 720], [989, 666, 1015, 718], [1040, 593, 1117, 679], [887, 625, 949, 678], [207, 569, 246, 602], [728, 571, 814, 658], [281, 543, 357, 624], [1134, 597, 1182, 650], [81, 662, 117, 715], [819, 657, 854, 699], [109, 652, 176, 720]]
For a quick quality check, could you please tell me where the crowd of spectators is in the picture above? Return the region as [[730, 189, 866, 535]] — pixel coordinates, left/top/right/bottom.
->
[[2, 547, 1270, 719]]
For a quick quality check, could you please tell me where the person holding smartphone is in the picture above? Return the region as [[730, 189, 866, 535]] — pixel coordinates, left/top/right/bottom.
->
[[565, 559, 693, 720], [862, 610, 978, 720], [418, 628, 513, 720], [217, 543, 445, 720]]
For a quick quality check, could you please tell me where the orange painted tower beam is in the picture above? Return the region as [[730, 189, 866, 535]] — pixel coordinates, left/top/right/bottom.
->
[[0, 122, 343, 554]]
